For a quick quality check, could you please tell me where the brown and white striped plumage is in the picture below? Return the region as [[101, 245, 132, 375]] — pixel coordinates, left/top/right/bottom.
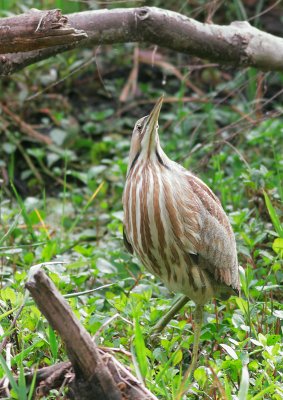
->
[[123, 97, 239, 306]]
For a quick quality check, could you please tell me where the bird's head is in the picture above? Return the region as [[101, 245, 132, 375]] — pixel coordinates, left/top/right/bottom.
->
[[127, 96, 164, 173]]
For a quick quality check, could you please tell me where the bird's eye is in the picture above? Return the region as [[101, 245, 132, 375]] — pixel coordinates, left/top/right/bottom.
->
[[136, 123, 142, 133]]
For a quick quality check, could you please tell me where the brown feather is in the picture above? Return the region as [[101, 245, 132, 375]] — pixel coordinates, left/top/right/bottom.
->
[[123, 226, 133, 254]]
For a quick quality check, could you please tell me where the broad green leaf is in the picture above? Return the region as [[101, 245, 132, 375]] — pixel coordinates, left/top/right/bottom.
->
[[194, 366, 208, 387], [258, 333, 267, 346], [267, 334, 281, 346], [133, 319, 148, 378], [1, 287, 17, 305], [172, 349, 183, 366], [272, 238, 283, 258]]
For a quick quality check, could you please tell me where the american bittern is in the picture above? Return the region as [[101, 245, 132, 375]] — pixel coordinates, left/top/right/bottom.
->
[[122, 97, 239, 375]]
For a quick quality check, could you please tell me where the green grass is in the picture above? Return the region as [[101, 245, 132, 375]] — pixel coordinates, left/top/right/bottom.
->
[[1, 81, 282, 398], [0, 2, 283, 399]]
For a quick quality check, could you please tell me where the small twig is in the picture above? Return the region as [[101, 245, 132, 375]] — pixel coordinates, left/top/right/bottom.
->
[[138, 49, 204, 96], [221, 140, 251, 170], [98, 350, 159, 400], [120, 46, 140, 102], [93, 314, 132, 341], [99, 346, 132, 358], [1, 103, 52, 145], [14, 140, 44, 184], [207, 362, 228, 400]]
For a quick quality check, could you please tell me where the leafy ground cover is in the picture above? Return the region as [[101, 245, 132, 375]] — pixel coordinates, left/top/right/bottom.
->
[[0, 2, 283, 400]]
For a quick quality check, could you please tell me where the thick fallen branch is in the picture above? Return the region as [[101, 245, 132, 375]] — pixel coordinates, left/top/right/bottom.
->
[[0, 9, 87, 53], [22, 270, 158, 399], [1, 7, 283, 75]]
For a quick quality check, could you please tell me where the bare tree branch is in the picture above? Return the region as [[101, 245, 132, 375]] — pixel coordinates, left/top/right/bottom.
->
[[0, 9, 87, 54], [1, 7, 283, 76]]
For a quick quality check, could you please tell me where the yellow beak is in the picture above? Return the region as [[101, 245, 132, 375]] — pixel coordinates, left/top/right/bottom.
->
[[143, 96, 164, 154]]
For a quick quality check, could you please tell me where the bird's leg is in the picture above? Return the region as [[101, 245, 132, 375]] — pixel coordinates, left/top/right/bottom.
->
[[150, 295, 190, 335], [176, 304, 204, 400], [190, 304, 203, 374]]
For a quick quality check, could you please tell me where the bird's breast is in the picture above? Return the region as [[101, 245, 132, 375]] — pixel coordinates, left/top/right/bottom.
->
[[123, 165, 214, 302]]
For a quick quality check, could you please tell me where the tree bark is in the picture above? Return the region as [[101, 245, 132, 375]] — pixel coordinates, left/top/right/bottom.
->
[[0, 6, 283, 75], [26, 270, 122, 400], [24, 270, 158, 400], [0, 9, 86, 53]]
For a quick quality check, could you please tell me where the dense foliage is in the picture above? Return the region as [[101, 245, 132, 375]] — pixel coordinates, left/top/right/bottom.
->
[[0, 1, 282, 399]]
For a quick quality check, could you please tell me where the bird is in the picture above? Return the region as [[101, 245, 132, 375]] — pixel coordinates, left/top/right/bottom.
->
[[122, 96, 240, 376]]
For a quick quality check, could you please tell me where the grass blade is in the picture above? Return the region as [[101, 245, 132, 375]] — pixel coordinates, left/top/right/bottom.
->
[[0, 353, 19, 396], [48, 325, 58, 362], [263, 191, 283, 237], [238, 360, 249, 400], [133, 318, 148, 379]]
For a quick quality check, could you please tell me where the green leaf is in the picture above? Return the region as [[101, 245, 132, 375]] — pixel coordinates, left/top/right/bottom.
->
[[12, 340, 45, 366], [10, 182, 37, 242], [133, 319, 148, 379], [0, 306, 17, 321], [194, 366, 208, 387], [27, 365, 38, 400], [235, 297, 249, 315], [238, 362, 249, 400], [1, 287, 17, 305], [172, 349, 183, 366], [220, 343, 238, 360], [48, 325, 58, 361], [263, 191, 283, 237], [250, 384, 277, 400], [18, 358, 27, 400], [258, 333, 267, 346], [267, 334, 281, 346], [96, 258, 117, 274], [272, 238, 283, 258]]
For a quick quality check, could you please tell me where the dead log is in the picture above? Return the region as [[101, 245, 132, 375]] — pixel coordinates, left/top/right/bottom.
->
[[23, 270, 158, 399]]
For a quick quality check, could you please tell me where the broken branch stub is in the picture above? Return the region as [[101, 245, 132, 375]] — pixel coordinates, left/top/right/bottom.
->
[[25, 270, 121, 400], [23, 269, 159, 399], [0, 9, 87, 53]]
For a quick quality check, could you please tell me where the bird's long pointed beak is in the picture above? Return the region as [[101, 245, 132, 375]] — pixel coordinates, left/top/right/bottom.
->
[[143, 96, 163, 154]]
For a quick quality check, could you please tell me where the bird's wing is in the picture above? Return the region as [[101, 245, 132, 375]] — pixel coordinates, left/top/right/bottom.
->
[[123, 225, 133, 254], [182, 174, 239, 290]]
